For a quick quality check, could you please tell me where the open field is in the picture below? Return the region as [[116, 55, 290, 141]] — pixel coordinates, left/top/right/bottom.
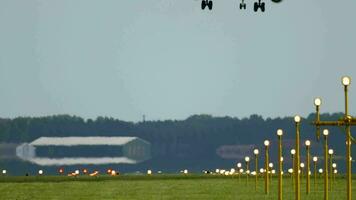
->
[[0, 175, 355, 200]]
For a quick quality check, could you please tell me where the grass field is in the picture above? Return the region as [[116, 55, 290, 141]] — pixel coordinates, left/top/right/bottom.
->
[[0, 174, 354, 200]]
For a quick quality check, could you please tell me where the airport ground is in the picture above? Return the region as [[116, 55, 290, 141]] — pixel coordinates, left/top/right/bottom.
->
[[0, 174, 355, 200]]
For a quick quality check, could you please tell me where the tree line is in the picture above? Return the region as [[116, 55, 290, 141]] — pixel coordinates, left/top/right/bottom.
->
[[0, 113, 349, 160]]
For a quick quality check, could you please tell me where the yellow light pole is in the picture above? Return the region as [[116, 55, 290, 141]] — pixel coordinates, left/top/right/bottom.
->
[[237, 163, 242, 182], [342, 76, 352, 200], [319, 168, 323, 179], [305, 140, 311, 194], [259, 168, 264, 180], [323, 129, 329, 200], [328, 149, 334, 191], [253, 149, 259, 191], [239, 168, 244, 178], [288, 168, 293, 184], [332, 163, 337, 185], [269, 163, 274, 185], [264, 140, 270, 195], [312, 76, 354, 200], [277, 129, 283, 200], [230, 168, 236, 176], [281, 157, 284, 190], [245, 156, 250, 185], [300, 163, 305, 180], [294, 115, 301, 200], [236, 163, 242, 180], [314, 98, 321, 140], [291, 148, 296, 190], [313, 156, 318, 189]]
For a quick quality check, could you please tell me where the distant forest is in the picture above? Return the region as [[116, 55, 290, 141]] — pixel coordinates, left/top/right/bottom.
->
[[0, 113, 354, 173]]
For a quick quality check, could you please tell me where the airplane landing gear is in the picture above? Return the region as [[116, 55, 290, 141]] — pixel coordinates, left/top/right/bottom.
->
[[254, 0, 265, 12], [240, 0, 246, 9], [201, 0, 213, 10]]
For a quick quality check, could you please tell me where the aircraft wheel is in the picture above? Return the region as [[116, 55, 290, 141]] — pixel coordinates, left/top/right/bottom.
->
[[261, 2, 265, 12], [208, 1, 213, 10], [239, 3, 242, 9], [254, 2, 258, 12], [243, 4, 246, 9], [201, 0, 206, 10]]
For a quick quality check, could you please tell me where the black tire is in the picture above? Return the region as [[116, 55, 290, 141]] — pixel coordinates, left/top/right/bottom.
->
[[254, 2, 258, 12], [201, 0, 206, 10], [239, 3, 242, 9], [243, 4, 246, 9], [261, 2, 265, 12], [208, 1, 213, 10]]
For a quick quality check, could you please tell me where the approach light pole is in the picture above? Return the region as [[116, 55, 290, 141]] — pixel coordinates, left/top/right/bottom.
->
[[291, 148, 296, 190], [237, 163, 242, 182], [328, 149, 334, 191], [323, 129, 329, 200], [294, 115, 301, 200], [254, 149, 259, 191], [313, 156, 318, 189], [269, 163, 274, 185], [300, 163, 305, 180], [264, 140, 270, 195], [245, 156, 250, 185], [277, 129, 283, 200], [305, 140, 311, 194], [332, 163, 337, 186], [288, 168, 293, 183], [319, 168, 323, 179], [312, 76, 355, 200]]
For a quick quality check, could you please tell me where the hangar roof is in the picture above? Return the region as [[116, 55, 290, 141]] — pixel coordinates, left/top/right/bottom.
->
[[30, 137, 138, 146]]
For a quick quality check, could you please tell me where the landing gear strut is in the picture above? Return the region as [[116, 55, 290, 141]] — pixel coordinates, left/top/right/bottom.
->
[[201, 0, 213, 10], [253, 0, 265, 12], [239, 0, 246, 9]]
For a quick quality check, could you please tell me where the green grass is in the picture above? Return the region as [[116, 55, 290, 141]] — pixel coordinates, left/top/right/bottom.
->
[[0, 175, 354, 200]]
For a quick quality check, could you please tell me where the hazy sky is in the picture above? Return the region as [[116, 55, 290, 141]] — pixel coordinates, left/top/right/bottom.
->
[[0, 0, 355, 121]]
